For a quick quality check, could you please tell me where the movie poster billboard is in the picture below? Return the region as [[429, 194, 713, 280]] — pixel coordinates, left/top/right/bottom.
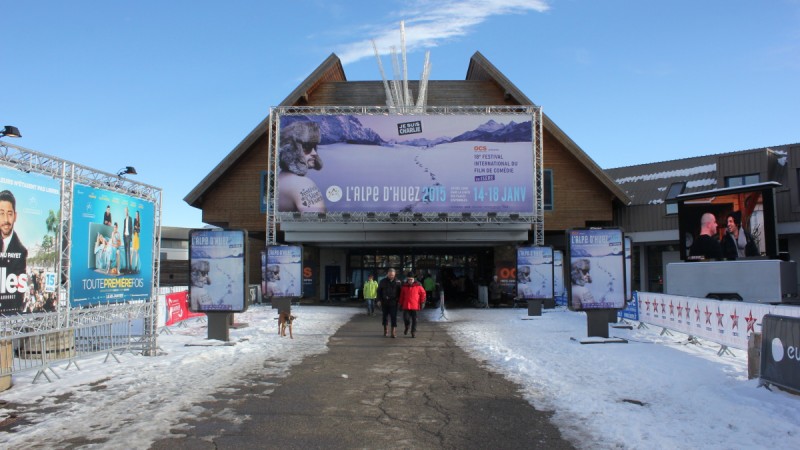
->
[[189, 229, 248, 313], [567, 228, 626, 311], [264, 245, 302, 298], [70, 184, 154, 307], [276, 114, 535, 214], [517, 246, 553, 300], [0, 165, 61, 314], [554, 250, 566, 306]]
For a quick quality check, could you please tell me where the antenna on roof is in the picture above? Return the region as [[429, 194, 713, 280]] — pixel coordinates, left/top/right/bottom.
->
[[371, 20, 431, 114]]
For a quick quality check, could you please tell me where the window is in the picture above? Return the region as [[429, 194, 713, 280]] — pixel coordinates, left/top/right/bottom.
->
[[543, 169, 553, 211], [725, 174, 759, 187], [664, 182, 685, 215]]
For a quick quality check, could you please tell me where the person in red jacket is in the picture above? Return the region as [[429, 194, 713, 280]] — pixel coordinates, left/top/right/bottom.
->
[[399, 273, 427, 338]]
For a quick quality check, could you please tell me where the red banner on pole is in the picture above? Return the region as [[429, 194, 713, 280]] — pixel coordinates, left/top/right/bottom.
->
[[165, 291, 204, 326]]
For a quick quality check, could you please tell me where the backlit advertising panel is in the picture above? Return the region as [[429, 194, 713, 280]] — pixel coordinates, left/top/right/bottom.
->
[[189, 229, 248, 313], [0, 165, 61, 314], [554, 250, 566, 306], [567, 228, 626, 311], [70, 184, 154, 307], [276, 114, 534, 214], [517, 246, 553, 300], [264, 245, 302, 298]]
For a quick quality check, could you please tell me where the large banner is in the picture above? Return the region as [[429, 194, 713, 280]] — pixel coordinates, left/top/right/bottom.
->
[[567, 228, 626, 311], [264, 245, 302, 298], [0, 165, 61, 314], [517, 246, 553, 300], [164, 291, 204, 326], [276, 114, 534, 214], [70, 184, 154, 307], [638, 292, 800, 350], [189, 229, 248, 313], [760, 315, 800, 393]]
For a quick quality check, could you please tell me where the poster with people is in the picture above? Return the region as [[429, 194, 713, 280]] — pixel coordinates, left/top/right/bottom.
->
[[264, 245, 302, 299], [69, 184, 154, 307], [189, 229, 248, 313], [567, 228, 626, 311], [0, 165, 61, 314], [275, 113, 535, 214], [516, 246, 554, 300]]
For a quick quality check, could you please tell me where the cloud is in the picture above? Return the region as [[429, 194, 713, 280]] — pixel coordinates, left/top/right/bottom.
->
[[335, 0, 549, 65]]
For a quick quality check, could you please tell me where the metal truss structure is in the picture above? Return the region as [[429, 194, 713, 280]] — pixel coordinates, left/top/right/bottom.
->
[[0, 140, 162, 355], [266, 105, 544, 245]]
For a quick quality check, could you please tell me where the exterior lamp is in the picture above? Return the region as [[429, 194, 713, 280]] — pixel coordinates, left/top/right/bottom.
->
[[0, 126, 22, 138]]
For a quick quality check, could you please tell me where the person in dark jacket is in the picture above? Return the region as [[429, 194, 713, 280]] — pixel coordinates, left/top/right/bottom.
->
[[721, 211, 759, 260], [399, 273, 427, 338], [689, 212, 723, 260], [377, 268, 403, 338]]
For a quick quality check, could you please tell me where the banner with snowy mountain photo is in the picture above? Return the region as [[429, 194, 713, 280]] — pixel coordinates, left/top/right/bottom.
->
[[276, 114, 535, 214]]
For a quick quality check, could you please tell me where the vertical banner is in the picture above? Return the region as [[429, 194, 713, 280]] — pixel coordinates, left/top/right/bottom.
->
[[69, 184, 154, 308], [516, 246, 554, 300], [265, 245, 303, 298], [624, 236, 633, 301], [554, 250, 566, 306], [567, 228, 626, 311], [760, 315, 800, 393], [189, 229, 248, 312], [0, 165, 61, 314]]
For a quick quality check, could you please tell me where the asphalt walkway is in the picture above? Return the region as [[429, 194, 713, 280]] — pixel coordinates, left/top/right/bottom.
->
[[150, 310, 575, 449]]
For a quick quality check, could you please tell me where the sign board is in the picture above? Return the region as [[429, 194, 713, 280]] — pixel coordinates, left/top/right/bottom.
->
[[567, 228, 626, 311], [188, 229, 248, 313], [760, 314, 800, 393], [554, 250, 566, 306], [264, 245, 303, 298], [516, 246, 553, 300], [276, 114, 535, 214]]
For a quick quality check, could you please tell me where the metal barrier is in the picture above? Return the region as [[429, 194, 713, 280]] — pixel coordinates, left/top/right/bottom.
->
[[0, 302, 156, 384]]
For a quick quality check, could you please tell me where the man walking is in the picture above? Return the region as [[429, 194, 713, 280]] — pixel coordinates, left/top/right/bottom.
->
[[377, 268, 402, 338], [399, 273, 427, 338]]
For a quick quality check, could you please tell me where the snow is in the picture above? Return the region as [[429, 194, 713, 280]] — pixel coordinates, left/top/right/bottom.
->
[[1, 305, 798, 449], [614, 164, 716, 184]]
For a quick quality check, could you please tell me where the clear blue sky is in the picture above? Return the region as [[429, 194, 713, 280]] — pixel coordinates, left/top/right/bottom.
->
[[4, 1, 799, 228]]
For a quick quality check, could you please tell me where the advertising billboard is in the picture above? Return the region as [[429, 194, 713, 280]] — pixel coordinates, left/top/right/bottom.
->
[[567, 228, 626, 311], [0, 165, 61, 314], [276, 113, 535, 214], [516, 246, 553, 300], [554, 250, 566, 306], [70, 184, 154, 307], [264, 245, 303, 298], [189, 229, 248, 313], [625, 236, 633, 301]]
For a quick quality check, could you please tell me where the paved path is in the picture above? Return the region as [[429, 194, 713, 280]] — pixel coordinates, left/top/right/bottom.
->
[[151, 312, 575, 449]]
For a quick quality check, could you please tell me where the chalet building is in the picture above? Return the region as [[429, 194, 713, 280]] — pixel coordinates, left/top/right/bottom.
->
[[606, 143, 800, 294], [184, 52, 629, 303]]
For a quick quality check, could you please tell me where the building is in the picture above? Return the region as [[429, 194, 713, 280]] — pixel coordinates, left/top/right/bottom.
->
[[184, 52, 630, 303], [606, 143, 800, 293]]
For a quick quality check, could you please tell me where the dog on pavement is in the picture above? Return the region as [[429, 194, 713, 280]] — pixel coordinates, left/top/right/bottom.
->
[[278, 311, 296, 339]]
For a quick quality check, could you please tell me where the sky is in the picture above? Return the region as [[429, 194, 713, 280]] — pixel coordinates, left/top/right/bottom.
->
[[4, 1, 799, 228], [0, 304, 797, 449]]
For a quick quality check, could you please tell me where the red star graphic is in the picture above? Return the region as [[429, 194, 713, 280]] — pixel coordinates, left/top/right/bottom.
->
[[686, 303, 692, 321], [745, 311, 757, 333], [645, 299, 651, 311], [704, 306, 712, 325], [716, 307, 725, 327], [677, 303, 683, 319], [694, 305, 701, 322], [730, 309, 739, 329], [660, 300, 666, 314], [669, 301, 675, 316]]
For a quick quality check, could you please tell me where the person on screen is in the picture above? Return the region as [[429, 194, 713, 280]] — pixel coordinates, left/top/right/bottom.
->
[[721, 211, 758, 260], [109, 222, 123, 275], [94, 233, 112, 271], [0, 190, 28, 309], [122, 207, 134, 273], [363, 273, 378, 316], [570, 259, 594, 309], [103, 205, 112, 226], [688, 212, 723, 261], [132, 211, 141, 273], [277, 120, 326, 213]]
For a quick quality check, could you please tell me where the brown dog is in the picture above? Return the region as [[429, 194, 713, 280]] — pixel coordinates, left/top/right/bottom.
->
[[278, 311, 296, 339]]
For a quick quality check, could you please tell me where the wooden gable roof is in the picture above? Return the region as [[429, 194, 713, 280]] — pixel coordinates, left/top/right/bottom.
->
[[185, 51, 630, 208]]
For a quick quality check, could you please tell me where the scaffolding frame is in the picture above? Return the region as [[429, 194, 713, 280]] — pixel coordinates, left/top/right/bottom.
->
[[266, 105, 544, 246], [0, 140, 162, 355]]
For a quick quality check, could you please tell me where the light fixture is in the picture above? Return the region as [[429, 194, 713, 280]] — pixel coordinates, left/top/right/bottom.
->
[[367, 212, 376, 218], [0, 126, 21, 138], [487, 212, 498, 218], [438, 212, 448, 219], [413, 212, 423, 219], [317, 212, 326, 219], [509, 213, 520, 220], [292, 212, 302, 219], [461, 212, 472, 218], [342, 212, 352, 219], [389, 213, 399, 219], [116, 166, 138, 177]]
